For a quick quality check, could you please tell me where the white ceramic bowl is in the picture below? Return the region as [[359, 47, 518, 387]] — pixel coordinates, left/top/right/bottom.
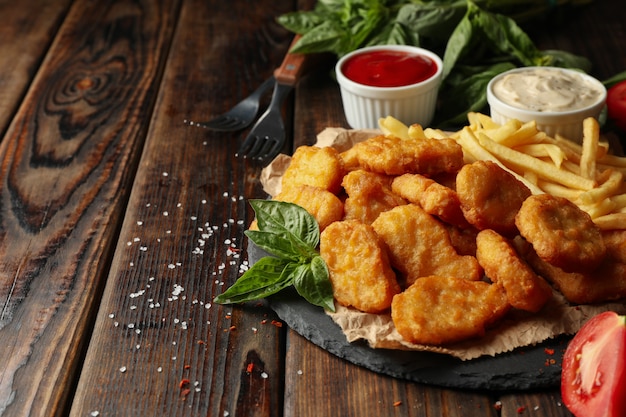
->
[[335, 45, 443, 129], [487, 66, 606, 143]]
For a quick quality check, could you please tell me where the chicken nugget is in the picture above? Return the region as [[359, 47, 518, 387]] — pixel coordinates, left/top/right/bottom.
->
[[444, 224, 479, 257], [371, 204, 483, 286], [515, 194, 606, 272], [391, 276, 510, 345], [273, 185, 344, 231], [281, 146, 345, 194], [392, 173, 469, 228], [320, 220, 400, 313], [602, 229, 626, 264], [516, 237, 626, 304], [476, 229, 552, 312], [342, 170, 406, 225], [456, 160, 531, 236], [339, 135, 463, 176]]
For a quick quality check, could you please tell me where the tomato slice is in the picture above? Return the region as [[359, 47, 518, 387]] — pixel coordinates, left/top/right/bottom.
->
[[561, 311, 626, 417], [607, 80, 626, 131]]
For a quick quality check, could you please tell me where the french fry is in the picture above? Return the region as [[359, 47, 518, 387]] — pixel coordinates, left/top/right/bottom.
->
[[578, 169, 624, 205], [592, 212, 626, 230], [580, 198, 617, 219], [379, 116, 410, 139], [457, 128, 544, 194], [579, 117, 600, 180], [476, 133, 596, 191], [514, 144, 566, 168], [537, 180, 582, 201], [408, 123, 427, 140]]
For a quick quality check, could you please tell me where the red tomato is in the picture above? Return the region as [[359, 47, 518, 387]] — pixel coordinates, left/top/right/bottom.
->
[[607, 80, 626, 131], [561, 311, 626, 417]]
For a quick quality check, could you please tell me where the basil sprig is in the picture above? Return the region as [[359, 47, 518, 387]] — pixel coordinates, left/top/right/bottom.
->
[[214, 200, 335, 312]]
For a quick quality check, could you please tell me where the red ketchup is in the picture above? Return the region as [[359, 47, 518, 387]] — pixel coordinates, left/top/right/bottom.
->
[[341, 50, 438, 88]]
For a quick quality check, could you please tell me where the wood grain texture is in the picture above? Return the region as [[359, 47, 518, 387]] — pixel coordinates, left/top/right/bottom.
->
[[0, 0, 179, 415], [0, 0, 72, 138], [68, 0, 295, 416]]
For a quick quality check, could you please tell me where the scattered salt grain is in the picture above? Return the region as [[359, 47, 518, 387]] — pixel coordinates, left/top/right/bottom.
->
[[119, 366, 127, 373]]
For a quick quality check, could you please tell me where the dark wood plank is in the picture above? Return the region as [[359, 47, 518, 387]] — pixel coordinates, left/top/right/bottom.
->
[[69, 0, 296, 415], [284, 330, 498, 417], [499, 392, 572, 417], [0, 0, 180, 415], [0, 0, 72, 137]]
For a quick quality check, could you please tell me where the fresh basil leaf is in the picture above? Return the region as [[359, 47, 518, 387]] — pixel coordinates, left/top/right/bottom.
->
[[396, 2, 466, 51], [293, 256, 335, 312], [213, 257, 295, 304], [441, 4, 477, 80], [473, 3, 542, 67], [541, 49, 592, 72], [250, 200, 320, 249], [244, 230, 302, 260], [435, 62, 516, 127], [289, 20, 349, 55]]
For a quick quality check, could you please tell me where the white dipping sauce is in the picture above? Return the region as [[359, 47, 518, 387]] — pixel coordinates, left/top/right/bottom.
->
[[491, 68, 604, 112]]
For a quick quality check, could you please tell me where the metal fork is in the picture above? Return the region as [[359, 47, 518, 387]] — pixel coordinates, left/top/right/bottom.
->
[[238, 35, 308, 163], [194, 75, 275, 131]]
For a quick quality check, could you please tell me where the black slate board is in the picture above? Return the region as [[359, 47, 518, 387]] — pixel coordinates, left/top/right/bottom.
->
[[250, 244, 568, 391]]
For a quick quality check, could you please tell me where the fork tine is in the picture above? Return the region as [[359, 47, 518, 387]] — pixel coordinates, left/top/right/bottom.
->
[[193, 76, 275, 132]]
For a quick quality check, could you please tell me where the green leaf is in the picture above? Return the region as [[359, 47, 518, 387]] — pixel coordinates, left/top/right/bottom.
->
[[215, 200, 335, 311], [435, 62, 517, 127], [293, 256, 335, 312], [250, 200, 320, 249], [213, 257, 295, 304], [244, 230, 302, 261]]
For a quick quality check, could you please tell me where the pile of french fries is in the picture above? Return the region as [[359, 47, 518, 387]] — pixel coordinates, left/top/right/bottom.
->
[[379, 113, 626, 230]]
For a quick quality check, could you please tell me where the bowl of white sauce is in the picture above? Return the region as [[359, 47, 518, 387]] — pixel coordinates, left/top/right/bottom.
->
[[487, 67, 606, 143]]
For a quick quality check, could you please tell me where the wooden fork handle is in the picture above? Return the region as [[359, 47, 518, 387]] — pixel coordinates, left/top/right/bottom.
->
[[273, 34, 308, 86]]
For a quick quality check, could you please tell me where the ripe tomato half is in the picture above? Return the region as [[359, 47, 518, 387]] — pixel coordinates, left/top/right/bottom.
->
[[561, 311, 626, 417], [607, 80, 626, 131]]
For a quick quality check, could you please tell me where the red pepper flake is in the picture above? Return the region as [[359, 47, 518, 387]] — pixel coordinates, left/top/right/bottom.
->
[[494, 401, 502, 411], [261, 319, 268, 325], [393, 401, 402, 407], [225, 314, 232, 319], [517, 406, 526, 414], [246, 363, 255, 373], [184, 365, 191, 370], [544, 348, 555, 355], [271, 320, 283, 328], [179, 378, 190, 389], [229, 325, 237, 331]]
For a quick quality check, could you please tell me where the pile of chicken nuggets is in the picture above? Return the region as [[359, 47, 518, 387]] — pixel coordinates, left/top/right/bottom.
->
[[266, 116, 626, 347]]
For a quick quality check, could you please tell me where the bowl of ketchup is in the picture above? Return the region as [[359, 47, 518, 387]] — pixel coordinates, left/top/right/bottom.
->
[[336, 45, 443, 129]]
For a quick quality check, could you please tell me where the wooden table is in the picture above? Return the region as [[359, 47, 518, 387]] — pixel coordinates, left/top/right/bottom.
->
[[0, 1, 624, 416]]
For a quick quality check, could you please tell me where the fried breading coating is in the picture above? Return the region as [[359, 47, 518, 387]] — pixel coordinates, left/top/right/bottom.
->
[[391, 276, 510, 345], [515, 237, 626, 304], [281, 146, 345, 194], [371, 204, 483, 286], [339, 135, 464, 176], [273, 184, 344, 232], [456, 160, 531, 236], [342, 170, 406, 225], [391, 173, 469, 228], [515, 194, 606, 272], [320, 220, 400, 313], [444, 224, 479, 257], [476, 229, 552, 312], [602, 229, 626, 264]]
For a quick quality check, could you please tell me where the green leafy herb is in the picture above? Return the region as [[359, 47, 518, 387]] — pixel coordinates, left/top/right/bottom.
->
[[214, 200, 335, 312], [277, 0, 596, 128]]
